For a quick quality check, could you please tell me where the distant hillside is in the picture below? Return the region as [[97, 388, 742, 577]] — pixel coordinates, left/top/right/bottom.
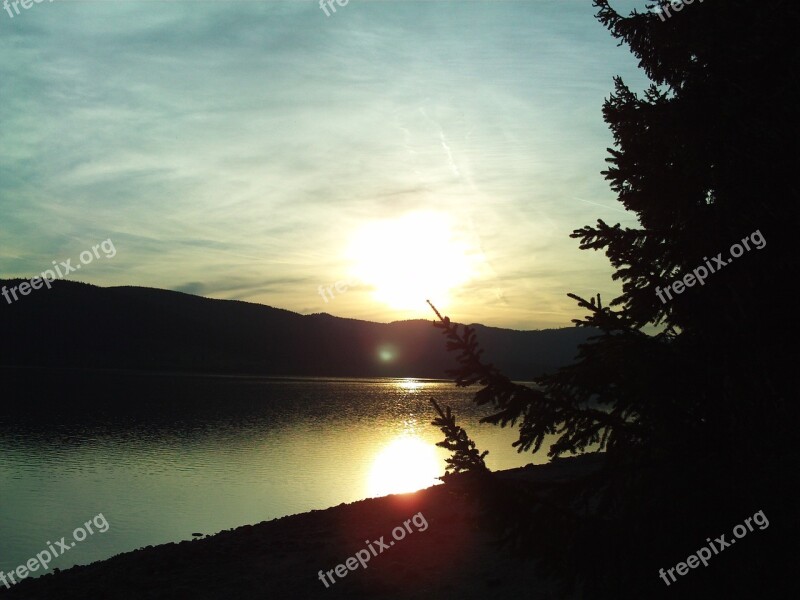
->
[[0, 280, 596, 380]]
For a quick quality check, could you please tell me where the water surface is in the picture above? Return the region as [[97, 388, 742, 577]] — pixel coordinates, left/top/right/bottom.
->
[[0, 370, 548, 576]]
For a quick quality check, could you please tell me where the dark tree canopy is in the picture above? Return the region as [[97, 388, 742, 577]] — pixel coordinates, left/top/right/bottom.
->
[[431, 1, 798, 597]]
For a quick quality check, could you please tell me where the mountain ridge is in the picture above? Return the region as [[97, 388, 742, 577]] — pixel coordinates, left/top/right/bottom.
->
[[0, 279, 596, 380]]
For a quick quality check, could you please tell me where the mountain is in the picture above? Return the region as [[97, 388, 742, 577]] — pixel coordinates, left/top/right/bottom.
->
[[0, 279, 595, 380]]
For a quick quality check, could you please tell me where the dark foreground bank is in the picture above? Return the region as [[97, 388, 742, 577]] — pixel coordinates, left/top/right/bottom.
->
[[4, 452, 791, 600], [6, 460, 604, 600]]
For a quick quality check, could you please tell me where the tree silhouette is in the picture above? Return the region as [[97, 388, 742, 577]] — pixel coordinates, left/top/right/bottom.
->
[[430, 398, 489, 476], [429, 1, 798, 597]]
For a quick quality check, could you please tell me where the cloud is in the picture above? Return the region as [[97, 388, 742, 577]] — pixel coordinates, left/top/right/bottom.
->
[[0, 0, 646, 328]]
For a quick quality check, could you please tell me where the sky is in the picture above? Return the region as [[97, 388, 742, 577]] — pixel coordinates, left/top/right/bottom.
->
[[0, 0, 654, 330]]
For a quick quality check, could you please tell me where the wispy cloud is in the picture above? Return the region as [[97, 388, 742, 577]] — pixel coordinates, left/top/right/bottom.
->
[[0, 0, 649, 329]]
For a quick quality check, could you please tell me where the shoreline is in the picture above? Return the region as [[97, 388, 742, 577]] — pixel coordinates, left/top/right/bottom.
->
[[4, 459, 604, 600]]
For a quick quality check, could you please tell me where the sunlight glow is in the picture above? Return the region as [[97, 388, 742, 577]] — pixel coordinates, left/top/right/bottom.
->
[[347, 211, 477, 311], [367, 436, 441, 497], [397, 378, 423, 391]]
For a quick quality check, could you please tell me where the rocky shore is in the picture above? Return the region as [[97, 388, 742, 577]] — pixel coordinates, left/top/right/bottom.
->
[[4, 458, 607, 600]]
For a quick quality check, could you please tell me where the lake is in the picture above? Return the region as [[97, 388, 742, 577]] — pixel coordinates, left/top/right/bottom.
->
[[0, 369, 549, 577]]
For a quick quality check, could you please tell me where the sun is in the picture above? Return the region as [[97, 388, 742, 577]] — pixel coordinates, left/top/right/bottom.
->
[[346, 211, 477, 311], [367, 436, 442, 497]]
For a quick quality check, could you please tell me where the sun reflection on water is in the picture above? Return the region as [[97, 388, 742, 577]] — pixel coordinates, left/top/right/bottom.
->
[[397, 378, 424, 391], [367, 435, 441, 497]]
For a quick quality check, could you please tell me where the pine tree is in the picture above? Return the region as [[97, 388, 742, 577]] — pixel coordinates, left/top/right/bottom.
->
[[429, 1, 799, 597], [430, 398, 489, 477]]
